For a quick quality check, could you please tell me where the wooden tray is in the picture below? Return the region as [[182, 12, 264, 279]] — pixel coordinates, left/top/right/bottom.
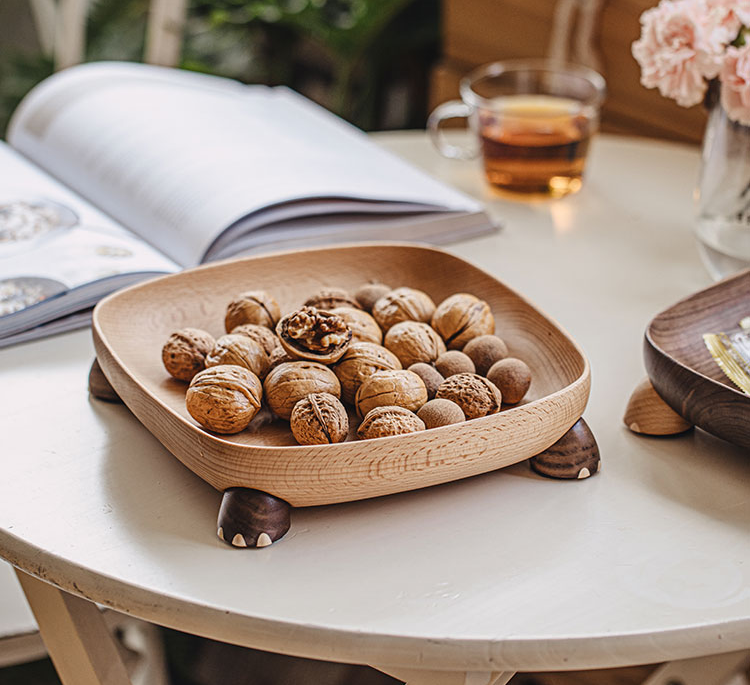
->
[[93, 244, 590, 511], [644, 268, 750, 448]]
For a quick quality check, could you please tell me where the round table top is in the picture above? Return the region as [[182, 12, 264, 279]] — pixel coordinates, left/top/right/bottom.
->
[[1, 132, 749, 674]]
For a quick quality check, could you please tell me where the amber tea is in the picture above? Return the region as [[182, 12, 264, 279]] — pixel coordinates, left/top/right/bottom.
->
[[478, 95, 592, 197]]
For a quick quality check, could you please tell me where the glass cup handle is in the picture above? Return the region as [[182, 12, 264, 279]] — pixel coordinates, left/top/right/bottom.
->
[[427, 100, 479, 160]]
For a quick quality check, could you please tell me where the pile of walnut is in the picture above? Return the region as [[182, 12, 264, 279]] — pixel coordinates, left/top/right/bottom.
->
[[161, 284, 533, 445]]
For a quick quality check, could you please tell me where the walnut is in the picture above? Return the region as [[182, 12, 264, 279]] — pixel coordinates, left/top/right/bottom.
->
[[463, 335, 508, 376], [357, 406, 425, 440], [355, 369, 427, 417], [333, 342, 402, 404], [407, 362, 444, 400], [487, 357, 532, 404], [277, 306, 352, 364], [435, 350, 475, 377], [354, 283, 391, 312], [230, 323, 283, 358], [162, 327, 216, 381], [431, 294, 495, 349], [268, 347, 293, 371], [263, 361, 341, 420], [205, 334, 271, 379], [384, 321, 446, 367], [435, 372, 502, 420], [225, 290, 281, 332], [290, 393, 349, 445], [417, 398, 466, 429], [330, 307, 383, 345], [371, 287, 436, 332], [304, 287, 361, 310], [186, 364, 262, 434]]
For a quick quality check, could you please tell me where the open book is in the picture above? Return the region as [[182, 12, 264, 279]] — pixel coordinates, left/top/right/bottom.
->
[[0, 61, 494, 347]]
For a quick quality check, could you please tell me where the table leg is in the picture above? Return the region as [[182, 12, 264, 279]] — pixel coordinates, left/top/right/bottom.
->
[[641, 650, 750, 685], [371, 665, 515, 685], [15, 569, 133, 685]]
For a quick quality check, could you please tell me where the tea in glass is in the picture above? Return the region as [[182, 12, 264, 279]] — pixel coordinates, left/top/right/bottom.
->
[[428, 60, 606, 198], [479, 95, 593, 196]]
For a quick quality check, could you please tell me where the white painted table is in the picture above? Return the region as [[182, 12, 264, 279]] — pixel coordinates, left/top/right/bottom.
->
[[1, 133, 749, 685]]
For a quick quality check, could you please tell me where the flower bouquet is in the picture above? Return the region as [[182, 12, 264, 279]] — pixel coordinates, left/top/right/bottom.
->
[[633, 0, 750, 278], [633, 0, 750, 123]]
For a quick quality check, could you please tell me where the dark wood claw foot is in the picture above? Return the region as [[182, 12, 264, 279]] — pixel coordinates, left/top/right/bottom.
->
[[88, 359, 123, 403], [529, 418, 600, 479], [217, 488, 291, 548]]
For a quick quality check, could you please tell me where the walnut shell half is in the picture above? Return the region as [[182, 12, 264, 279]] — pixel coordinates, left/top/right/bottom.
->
[[263, 361, 341, 420], [290, 393, 349, 445], [355, 369, 427, 417], [186, 365, 262, 434], [277, 306, 352, 364]]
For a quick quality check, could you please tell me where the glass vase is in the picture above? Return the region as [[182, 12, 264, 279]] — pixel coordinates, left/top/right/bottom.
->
[[695, 91, 750, 279]]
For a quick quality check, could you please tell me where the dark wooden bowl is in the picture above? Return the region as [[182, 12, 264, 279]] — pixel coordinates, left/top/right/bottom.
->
[[644, 269, 750, 448]]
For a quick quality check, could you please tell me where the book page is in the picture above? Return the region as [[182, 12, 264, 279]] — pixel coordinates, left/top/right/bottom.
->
[[8, 62, 481, 267], [0, 141, 178, 323]]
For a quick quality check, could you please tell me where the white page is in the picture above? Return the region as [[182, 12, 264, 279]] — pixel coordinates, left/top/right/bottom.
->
[[0, 141, 177, 321], [8, 62, 481, 267]]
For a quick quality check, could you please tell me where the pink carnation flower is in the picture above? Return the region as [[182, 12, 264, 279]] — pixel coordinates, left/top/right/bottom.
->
[[632, 0, 722, 107], [702, 0, 746, 50], [720, 44, 750, 125]]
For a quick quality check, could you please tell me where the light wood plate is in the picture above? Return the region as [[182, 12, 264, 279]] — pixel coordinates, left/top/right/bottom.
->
[[93, 244, 590, 507], [645, 268, 750, 449]]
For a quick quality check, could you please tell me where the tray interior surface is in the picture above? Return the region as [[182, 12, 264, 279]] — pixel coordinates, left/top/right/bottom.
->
[[648, 269, 750, 397], [93, 244, 590, 505]]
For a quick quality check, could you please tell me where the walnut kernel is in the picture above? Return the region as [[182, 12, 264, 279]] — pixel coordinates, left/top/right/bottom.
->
[[277, 306, 352, 363]]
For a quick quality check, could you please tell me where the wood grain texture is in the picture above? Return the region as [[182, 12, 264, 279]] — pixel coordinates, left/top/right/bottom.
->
[[529, 418, 600, 479], [624, 377, 693, 436], [644, 269, 750, 449], [93, 244, 590, 507]]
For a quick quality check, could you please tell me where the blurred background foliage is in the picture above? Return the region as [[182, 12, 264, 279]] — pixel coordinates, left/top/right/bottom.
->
[[0, 0, 440, 137]]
